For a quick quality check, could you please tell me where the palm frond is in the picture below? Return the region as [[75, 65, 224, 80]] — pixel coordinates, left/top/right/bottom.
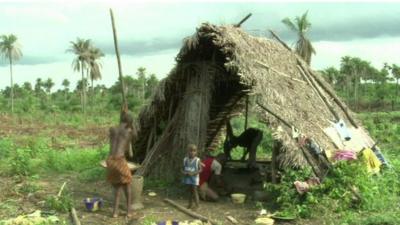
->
[[281, 18, 298, 32]]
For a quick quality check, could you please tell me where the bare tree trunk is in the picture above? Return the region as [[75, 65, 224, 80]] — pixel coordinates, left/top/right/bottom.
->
[[9, 56, 14, 113]]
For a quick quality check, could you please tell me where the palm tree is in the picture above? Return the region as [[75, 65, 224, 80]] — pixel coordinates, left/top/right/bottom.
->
[[62, 79, 70, 100], [136, 67, 146, 101], [88, 46, 104, 90], [43, 78, 54, 95], [0, 34, 23, 113], [282, 11, 315, 65], [67, 38, 91, 113]]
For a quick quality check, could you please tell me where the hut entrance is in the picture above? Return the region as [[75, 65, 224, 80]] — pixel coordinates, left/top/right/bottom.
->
[[212, 114, 278, 198]]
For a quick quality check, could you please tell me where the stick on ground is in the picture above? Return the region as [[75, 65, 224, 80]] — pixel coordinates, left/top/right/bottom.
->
[[70, 208, 81, 225], [164, 198, 218, 225]]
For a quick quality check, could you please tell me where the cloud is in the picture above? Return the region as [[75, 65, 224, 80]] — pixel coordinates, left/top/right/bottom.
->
[[98, 38, 182, 56], [0, 55, 63, 67], [270, 12, 400, 42]]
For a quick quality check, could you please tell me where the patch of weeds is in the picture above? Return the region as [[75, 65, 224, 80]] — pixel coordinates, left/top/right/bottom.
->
[[78, 167, 106, 182], [17, 181, 41, 194], [10, 148, 33, 176], [0, 199, 20, 218], [44, 191, 74, 213], [140, 215, 157, 225], [0, 138, 13, 158]]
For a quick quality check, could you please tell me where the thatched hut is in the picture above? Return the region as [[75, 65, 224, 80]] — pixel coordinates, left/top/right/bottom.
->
[[133, 23, 371, 181]]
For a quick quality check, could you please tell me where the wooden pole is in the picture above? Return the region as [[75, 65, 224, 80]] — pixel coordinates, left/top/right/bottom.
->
[[164, 198, 219, 225], [269, 30, 292, 52], [235, 13, 252, 27], [271, 142, 279, 184], [297, 61, 340, 122], [304, 66, 359, 128], [256, 101, 292, 128], [244, 95, 249, 130], [110, 8, 127, 108]]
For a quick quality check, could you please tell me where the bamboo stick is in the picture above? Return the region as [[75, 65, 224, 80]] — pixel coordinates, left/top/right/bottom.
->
[[164, 198, 218, 225]]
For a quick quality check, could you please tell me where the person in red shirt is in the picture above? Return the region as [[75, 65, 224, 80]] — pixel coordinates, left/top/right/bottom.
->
[[199, 153, 227, 201]]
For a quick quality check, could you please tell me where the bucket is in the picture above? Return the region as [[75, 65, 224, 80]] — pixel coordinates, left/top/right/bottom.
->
[[131, 175, 144, 210], [231, 193, 246, 204], [83, 197, 103, 212]]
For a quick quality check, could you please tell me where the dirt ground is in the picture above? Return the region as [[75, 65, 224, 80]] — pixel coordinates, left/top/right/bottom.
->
[[1, 173, 298, 225], [0, 115, 319, 225]]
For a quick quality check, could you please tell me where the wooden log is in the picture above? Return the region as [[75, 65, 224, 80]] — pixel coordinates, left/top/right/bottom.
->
[[235, 13, 252, 27], [269, 30, 292, 52], [70, 208, 81, 225], [164, 198, 219, 225]]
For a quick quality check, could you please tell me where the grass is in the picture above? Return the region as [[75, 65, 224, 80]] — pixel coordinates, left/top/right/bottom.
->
[[0, 110, 399, 224]]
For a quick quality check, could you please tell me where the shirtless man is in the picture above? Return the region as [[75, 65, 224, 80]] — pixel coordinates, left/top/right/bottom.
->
[[106, 118, 135, 218]]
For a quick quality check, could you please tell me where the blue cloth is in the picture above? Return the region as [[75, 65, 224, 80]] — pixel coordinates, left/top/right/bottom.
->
[[182, 157, 200, 186]]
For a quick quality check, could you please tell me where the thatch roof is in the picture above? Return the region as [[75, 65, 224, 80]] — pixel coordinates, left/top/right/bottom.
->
[[133, 23, 368, 179]]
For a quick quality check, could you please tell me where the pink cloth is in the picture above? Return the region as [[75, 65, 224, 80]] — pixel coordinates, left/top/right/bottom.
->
[[334, 150, 357, 161]]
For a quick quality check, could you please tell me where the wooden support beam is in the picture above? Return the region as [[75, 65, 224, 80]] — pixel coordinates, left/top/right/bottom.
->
[[269, 30, 292, 52], [305, 66, 359, 128], [244, 95, 249, 130], [297, 61, 340, 122], [235, 13, 252, 27], [271, 142, 280, 184]]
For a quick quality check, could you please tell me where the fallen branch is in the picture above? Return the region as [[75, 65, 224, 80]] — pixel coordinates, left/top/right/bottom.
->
[[70, 208, 81, 225], [164, 198, 218, 225]]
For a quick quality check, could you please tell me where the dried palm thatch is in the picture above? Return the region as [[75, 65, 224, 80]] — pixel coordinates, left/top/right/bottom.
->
[[133, 23, 366, 180]]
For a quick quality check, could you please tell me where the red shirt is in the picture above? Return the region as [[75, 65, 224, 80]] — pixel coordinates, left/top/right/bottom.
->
[[199, 156, 214, 186]]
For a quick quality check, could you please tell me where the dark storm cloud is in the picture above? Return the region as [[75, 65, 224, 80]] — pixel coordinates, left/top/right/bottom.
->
[[99, 38, 182, 56], [0, 55, 61, 67]]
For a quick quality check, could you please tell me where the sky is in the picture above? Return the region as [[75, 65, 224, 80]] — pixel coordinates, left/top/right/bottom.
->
[[1, 0, 400, 90]]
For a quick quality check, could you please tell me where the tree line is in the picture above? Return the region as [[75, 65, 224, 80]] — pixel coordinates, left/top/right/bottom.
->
[[1, 11, 399, 114], [0, 67, 159, 114]]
